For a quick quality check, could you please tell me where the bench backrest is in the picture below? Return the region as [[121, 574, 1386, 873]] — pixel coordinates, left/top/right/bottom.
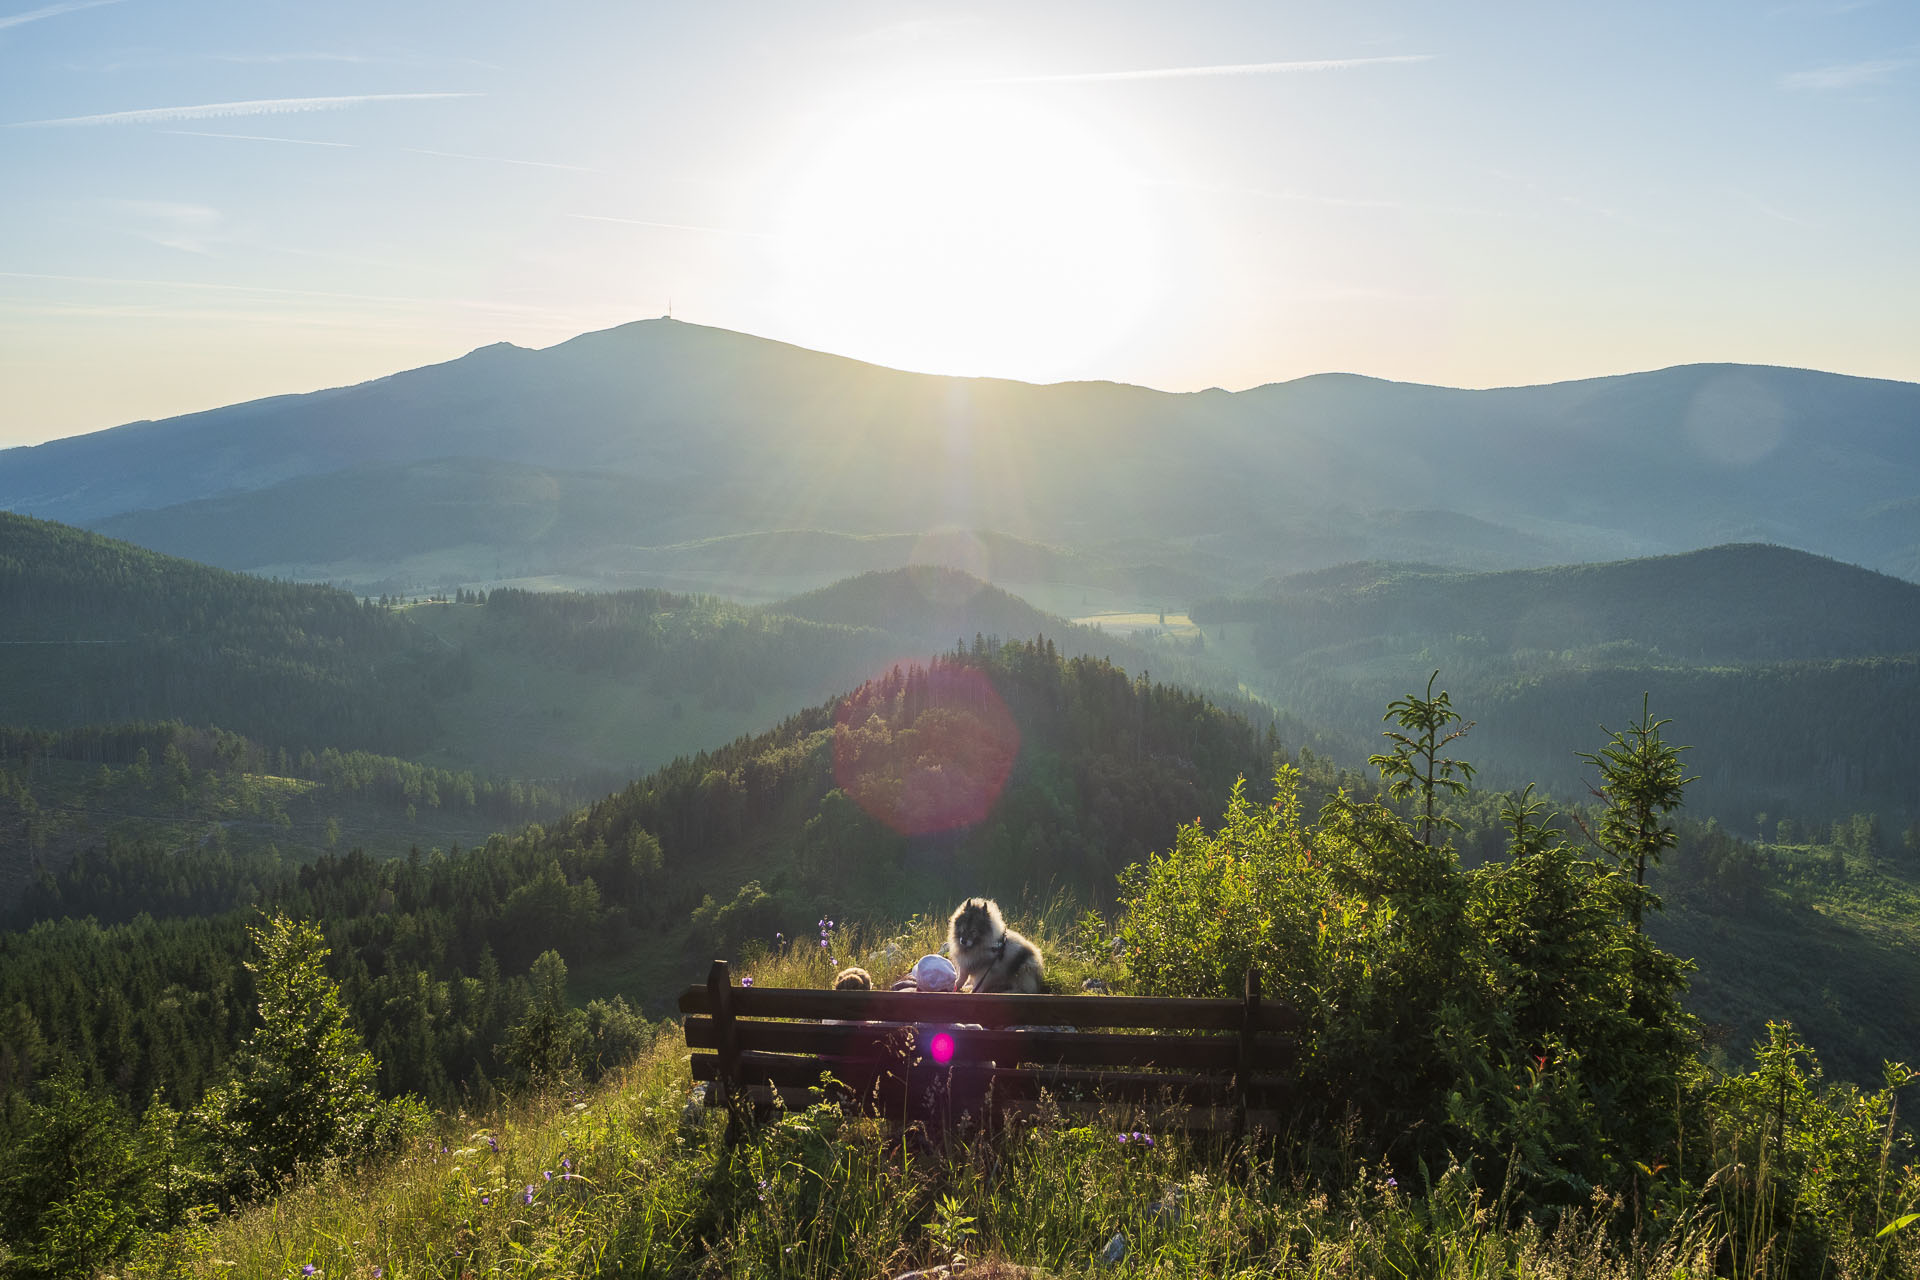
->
[[678, 960, 1296, 1135]]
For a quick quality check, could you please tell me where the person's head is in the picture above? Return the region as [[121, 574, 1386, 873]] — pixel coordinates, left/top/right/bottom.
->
[[910, 953, 957, 992], [833, 966, 874, 991]]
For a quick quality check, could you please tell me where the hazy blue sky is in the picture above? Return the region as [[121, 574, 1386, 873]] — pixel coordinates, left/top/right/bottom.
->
[[2, 0, 1916, 445]]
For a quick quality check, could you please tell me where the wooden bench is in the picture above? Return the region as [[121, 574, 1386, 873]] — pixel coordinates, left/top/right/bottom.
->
[[678, 960, 1297, 1139]]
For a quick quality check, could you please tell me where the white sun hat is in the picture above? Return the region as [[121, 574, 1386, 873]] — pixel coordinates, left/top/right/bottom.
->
[[911, 953, 958, 992]]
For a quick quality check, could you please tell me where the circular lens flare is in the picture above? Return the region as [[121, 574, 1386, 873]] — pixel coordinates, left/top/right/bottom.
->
[[833, 662, 1019, 836], [928, 1031, 957, 1065]]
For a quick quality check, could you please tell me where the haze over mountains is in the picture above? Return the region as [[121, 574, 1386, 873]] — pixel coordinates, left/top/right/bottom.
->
[[4, 319, 1917, 596]]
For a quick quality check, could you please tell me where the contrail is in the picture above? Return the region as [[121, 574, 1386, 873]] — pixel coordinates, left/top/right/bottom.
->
[[989, 54, 1434, 84], [0, 0, 120, 32], [9, 91, 478, 127]]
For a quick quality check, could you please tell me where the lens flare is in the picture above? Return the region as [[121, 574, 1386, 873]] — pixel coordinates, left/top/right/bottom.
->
[[928, 1031, 957, 1065], [833, 662, 1020, 836]]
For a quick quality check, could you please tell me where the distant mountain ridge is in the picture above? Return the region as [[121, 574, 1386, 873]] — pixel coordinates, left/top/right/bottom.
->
[[3, 320, 1917, 586]]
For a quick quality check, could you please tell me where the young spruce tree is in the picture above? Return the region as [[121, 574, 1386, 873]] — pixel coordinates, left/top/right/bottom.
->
[[195, 914, 414, 1200]]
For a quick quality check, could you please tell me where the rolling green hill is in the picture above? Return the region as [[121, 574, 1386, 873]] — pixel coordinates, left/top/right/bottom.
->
[[1219, 543, 1920, 663], [0, 512, 464, 755], [1, 515, 1282, 787], [346, 567, 1302, 781], [1197, 544, 1920, 826]]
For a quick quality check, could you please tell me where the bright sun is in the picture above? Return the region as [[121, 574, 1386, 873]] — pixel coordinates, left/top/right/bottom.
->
[[773, 89, 1163, 381]]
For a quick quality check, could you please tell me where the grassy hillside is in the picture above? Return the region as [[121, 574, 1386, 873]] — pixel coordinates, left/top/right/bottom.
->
[[1655, 840, 1920, 1083], [88, 867, 1920, 1280]]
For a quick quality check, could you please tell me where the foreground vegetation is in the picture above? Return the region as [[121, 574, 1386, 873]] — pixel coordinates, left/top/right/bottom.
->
[[91, 913, 1920, 1280], [5, 676, 1918, 1277]]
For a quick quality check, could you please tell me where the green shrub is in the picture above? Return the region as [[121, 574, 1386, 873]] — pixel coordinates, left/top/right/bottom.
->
[[1119, 681, 1700, 1206]]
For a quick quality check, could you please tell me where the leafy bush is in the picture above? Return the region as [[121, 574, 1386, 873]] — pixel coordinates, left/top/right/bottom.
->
[[1119, 680, 1699, 1204], [1702, 1022, 1920, 1276]]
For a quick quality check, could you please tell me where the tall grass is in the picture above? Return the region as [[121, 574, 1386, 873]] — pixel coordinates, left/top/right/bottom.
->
[[118, 913, 1919, 1279]]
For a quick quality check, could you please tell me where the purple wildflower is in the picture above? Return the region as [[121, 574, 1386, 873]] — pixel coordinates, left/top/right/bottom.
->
[[479, 1193, 491, 1206], [1386, 1177, 1398, 1189], [523, 1184, 536, 1205], [544, 1170, 553, 1182], [742, 976, 754, 987], [487, 1134, 499, 1153], [562, 1156, 572, 1171], [301, 1267, 318, 1278]]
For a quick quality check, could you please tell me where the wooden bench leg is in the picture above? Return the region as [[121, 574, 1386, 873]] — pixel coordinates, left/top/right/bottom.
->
[[708, 959, 745, 1145]]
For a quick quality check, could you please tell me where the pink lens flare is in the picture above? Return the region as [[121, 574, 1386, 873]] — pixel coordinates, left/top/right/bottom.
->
[[833, 662, 1019, 837], [928, 1031, 956, 1064]]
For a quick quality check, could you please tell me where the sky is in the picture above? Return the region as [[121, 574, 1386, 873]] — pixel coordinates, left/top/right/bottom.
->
[[1, 0, 1917, 447]]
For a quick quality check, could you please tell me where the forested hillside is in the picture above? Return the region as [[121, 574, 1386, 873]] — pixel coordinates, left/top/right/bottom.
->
[[1211, 543, 1920, 663], [0, 720, 578, 910], [0, 513, 464, 755], [405, 566, 1303, 778], [1197, 544, 1920, 825], [0, 640, 1277, 1119]]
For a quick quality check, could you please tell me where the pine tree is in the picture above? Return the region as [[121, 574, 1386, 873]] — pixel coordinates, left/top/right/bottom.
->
[[195, 915, 391, 1198], [1369, 670, 1476, 848], [1578, 694, 1696, 931]]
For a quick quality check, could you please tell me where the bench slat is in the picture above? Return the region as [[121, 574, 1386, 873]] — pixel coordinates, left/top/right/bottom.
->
[[676, 984, 1298, 1033], [691, 1051, 1296, 1108], [685, 1016, 1295, 1072]]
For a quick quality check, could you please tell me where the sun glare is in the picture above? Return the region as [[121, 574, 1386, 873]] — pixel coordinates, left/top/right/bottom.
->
[[774, 90, 1163, 381]]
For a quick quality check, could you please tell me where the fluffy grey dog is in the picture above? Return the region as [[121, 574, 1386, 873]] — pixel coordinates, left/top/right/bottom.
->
[[947, 897, 1045, 994]]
